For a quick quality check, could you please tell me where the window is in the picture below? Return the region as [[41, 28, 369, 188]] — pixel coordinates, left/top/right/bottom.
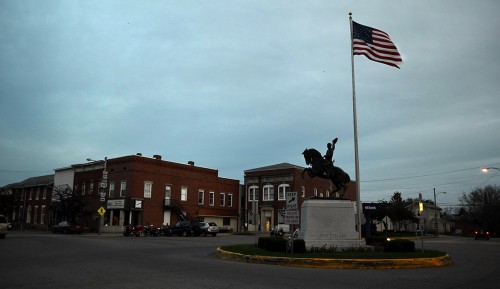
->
[[82, 183, 86, 195], [89, 180, 94, 194], [209, 191, 215, 206], [34, 206, 39, 224], [144, 181, 152, 198], [109, 182, 115, 198], [181, 187, 188, 201], [220, 193, 225, 207], [120, 181, 126, 197], [29, 188, 33, 200], [248, 186, 258, 201], [165, 185, 172, 206], [198, 190, 204, 205], [36, 187, 40, 200], [228, 193, 233, 207], [278, 184, 290, 201], [40, 205, 46, 225], [263, 185, 274, 201], [42, 187, 47, 199], [223, 217, 230, 226], [301, 186, 305, 197], [314, 188, 318, 197]]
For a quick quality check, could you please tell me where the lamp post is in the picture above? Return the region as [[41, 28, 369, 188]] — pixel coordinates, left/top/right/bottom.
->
[[87, 157, 108, 234], [433, 188, 446, 233]]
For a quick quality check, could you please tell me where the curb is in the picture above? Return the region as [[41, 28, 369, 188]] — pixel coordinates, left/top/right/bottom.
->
[[215, 247, 452, 269]]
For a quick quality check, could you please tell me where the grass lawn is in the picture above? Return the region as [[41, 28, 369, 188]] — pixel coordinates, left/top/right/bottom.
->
[[220, 244, 447, 259]]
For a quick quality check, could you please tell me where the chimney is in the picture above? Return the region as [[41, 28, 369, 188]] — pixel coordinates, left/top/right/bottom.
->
[[188, 161, 195, 166], [136, 153, 142, 156], [153, 155, 162, 160]]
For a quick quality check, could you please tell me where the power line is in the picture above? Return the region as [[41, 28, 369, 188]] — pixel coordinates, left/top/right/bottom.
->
[[361, 163, 500, 183]]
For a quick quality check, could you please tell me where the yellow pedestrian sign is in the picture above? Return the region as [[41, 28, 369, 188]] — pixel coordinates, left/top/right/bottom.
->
[[97, 207, 106, 216]]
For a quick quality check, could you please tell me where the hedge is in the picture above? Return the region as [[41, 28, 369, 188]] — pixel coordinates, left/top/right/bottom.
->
[[384, 239, 415, 252]]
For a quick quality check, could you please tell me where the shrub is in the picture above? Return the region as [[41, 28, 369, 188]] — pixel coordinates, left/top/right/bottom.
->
[[258, 237, 287, 252], [384, 239, 415, 252], [291, 239, 306, 253], [365, 236, 387, 246]]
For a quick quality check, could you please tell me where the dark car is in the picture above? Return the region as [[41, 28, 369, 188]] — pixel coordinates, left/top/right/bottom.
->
[[168, 220, 201, 237], [474, 228, 490, 240], [0, 215, 8, 239], [51, 221, 83, 234], [199, 222, 219, 237]]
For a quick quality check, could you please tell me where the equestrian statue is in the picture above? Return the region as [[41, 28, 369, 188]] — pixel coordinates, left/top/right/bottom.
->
[[301, 138, 351, 195]]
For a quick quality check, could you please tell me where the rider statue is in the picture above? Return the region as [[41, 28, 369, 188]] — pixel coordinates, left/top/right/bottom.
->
[[324, 138, 338, 176]]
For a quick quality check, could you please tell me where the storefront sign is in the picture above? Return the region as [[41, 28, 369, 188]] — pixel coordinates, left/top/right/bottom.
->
[[107, 199, 125, 209]]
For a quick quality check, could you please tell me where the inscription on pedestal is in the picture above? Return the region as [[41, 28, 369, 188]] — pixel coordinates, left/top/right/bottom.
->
[[300, 199, 365, 249]]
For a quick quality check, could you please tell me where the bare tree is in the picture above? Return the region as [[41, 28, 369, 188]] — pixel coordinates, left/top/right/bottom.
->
[[388, 192, 418, 231], [51, 185, 82, 222], [459, 185, 500, 232]]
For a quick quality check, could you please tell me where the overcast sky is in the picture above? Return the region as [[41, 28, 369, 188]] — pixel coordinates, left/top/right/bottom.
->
[[1, 0, 499, 209]]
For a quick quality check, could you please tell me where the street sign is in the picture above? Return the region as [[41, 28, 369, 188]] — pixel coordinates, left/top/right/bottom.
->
[[285, 210, 300, 225], [286, 192, 298, 210], [285, 210, 299, 224], [97, 207, 106, 216]]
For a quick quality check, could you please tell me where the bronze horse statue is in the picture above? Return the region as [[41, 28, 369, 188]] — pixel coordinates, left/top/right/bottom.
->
[[302, 148, 351, 195]]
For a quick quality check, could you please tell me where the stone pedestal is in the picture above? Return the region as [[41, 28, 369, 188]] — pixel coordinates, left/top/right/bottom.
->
[[299, 199, 365, 249]]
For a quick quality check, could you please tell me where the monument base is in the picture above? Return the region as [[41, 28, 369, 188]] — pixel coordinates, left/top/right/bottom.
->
[[299, 199, 365, 250]]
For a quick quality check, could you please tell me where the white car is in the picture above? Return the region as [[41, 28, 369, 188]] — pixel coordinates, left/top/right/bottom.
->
[[199, 222, 219, 236]]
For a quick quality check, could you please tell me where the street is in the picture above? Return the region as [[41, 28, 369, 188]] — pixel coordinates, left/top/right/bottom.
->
[[0, 231, 499, 289]]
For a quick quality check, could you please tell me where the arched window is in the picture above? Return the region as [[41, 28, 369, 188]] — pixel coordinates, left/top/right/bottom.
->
[[278, 184, 289, 201], [248, 186, 258, 201], [263, 185, 274, 201], [26, 205, 32, 224]]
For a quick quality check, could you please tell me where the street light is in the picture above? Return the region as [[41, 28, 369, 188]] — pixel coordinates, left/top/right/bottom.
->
[[481, 167, 500, 173], [433, 188, 446, 233]]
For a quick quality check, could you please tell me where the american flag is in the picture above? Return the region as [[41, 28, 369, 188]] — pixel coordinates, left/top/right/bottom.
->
[[352, 21, 402, 68]]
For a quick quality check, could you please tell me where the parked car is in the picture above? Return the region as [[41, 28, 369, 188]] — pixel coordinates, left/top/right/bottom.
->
[[199, 222, 219, 236], [168, 220, 201, 237], [0, 215, 8, 239], [474, 228, 490, 240], [51, 221, 83, 234]]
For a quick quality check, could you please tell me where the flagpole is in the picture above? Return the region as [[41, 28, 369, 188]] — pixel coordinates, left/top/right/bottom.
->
[[349, 12, 362, 240]]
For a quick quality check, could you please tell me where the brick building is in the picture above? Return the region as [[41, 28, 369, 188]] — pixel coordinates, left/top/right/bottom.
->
[[66, 154, 241, 233], [1, 175, 54, 230], [243, 163, 357, 232]]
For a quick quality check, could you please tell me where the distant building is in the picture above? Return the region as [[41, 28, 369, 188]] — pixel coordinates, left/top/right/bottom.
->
[[1, 175, 54, 229], [406, 201, 450, 234], [243, 163, 357, 232], [3, 154, 241, 233]]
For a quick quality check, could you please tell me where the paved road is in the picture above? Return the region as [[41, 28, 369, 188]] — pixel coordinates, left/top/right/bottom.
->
[[0, 231, 499, 289]]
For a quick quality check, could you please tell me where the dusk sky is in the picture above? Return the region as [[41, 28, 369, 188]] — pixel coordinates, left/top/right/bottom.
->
[[1, 1, 499, 209]]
